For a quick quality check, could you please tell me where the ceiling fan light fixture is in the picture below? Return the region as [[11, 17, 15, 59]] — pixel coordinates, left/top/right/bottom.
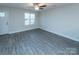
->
[[34, 5, 39, 11]]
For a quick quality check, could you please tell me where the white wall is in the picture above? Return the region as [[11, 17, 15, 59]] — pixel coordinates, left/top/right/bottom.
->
[[40, 4, 79, 42], [0, 7, 39, 34]]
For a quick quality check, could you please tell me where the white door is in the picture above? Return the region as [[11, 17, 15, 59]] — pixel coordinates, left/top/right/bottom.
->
[[0, 11, 8, 35]]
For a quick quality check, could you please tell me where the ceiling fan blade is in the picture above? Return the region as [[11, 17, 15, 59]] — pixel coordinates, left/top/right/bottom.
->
[[39, 7, 43, 9], [39, 5, 47, 7]]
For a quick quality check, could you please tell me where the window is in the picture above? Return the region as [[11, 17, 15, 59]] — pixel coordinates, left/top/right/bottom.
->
[[0, 12, 5, 17], [24, 13, 35, 25], [24, 13, 30, 25], [30, 14, 35, 24]]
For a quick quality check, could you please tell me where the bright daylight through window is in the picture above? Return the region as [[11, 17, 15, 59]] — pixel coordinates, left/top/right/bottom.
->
[[0, 12, 5, 17], [24, 13, 35, 25]]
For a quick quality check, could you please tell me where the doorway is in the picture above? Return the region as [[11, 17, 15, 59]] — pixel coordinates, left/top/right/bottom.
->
[[0, 11, 8, 35]]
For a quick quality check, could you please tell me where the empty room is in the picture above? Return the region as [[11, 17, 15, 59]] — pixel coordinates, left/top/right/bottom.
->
[[0, 3, 79, 55]]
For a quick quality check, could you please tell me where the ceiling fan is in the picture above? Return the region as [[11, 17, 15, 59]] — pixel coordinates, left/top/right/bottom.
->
[[33, 3, 47, 11]]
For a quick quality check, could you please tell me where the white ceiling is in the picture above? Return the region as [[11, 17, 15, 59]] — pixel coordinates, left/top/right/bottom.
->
[[0, 3, 69, 11]]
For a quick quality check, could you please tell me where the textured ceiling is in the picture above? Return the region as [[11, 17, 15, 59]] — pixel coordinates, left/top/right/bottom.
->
[[0, 3, 69, 11]]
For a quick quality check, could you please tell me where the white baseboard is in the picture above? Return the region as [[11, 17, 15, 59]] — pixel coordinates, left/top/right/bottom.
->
[[8, 27, 39, 34], [8, 27, 79, 42], [40, 28, 79, 42]]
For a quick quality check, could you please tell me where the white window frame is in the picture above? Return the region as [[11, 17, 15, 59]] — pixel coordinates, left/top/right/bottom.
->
[[24, 13, 35, 25], [0, 12, 5, 17]]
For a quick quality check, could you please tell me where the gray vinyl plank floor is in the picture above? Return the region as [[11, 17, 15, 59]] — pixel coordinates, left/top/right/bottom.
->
[[0, 28, 79, 55]]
